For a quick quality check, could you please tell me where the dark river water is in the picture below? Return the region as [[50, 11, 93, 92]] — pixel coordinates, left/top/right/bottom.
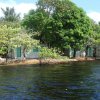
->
[[0, 61, 100, 100]]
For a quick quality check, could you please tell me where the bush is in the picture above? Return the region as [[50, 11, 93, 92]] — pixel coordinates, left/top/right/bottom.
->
[[39, 47, 61, 59]]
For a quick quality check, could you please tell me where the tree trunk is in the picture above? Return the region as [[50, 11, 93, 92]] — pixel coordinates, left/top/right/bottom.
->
[[93, 47, 96, 58], [73, 49, 76, 58], [85, 46, 88, 57], [6, 46, 8, 63], [23, 47, 26, 60], [6, 53, 8, 63]]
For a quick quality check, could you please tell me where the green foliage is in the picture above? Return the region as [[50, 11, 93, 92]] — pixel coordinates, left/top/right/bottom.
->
[[0, 24, 21, 55], [22, 11, 46, 32], [22, 8, 49, 42], [1, 7, 20, 22], [22, 0, 94, 56], [21, 0, 100, 58], [39, 47, 61, 59], [0, 21, 21, 28], [13, 30, 39, 50], [11, 29, 39, 59], [0, 21, 38, 60], [94, 23, 100, 44]]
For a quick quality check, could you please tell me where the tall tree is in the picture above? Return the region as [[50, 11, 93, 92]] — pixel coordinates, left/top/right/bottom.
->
[[1, 7, 20, 22], [0, 22, 38, 61], [0, 24, 20, 62], [22, 0, 94, 57], [22, 8, 49, 43]]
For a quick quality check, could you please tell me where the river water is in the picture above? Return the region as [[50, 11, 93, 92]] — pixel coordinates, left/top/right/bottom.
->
[[0, 61, 100, 100]]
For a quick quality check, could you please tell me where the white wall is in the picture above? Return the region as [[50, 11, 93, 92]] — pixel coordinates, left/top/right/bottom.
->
[[26, 50, 39, 59], [14, 47, 39, 60], [96, 46, 100, 57]]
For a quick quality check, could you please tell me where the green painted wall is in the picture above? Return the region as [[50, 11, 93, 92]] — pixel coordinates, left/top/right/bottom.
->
[[87, 47, 93, 57], [16, 47, 21, 57], [33, 48, 39, 52]]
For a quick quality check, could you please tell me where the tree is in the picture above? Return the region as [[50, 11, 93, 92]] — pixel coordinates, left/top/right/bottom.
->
[[22, 8, 49, 43], [93, 22, 100, 44], [0, 22, 39, 62], [22, 0, 94, 57], [0, 24, 20, 62], [13, 30, 39, 60], [1, 7, 20, 22]]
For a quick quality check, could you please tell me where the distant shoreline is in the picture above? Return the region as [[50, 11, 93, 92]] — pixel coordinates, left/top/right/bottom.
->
[[0, 57, 96, 66]]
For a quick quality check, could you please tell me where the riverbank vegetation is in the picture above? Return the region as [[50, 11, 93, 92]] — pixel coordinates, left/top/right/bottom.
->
[[0, 0, 100, 64]]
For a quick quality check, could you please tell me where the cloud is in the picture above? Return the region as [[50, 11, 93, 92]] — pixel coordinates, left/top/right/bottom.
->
[[0, 0, 37, 19], [1, 0, 100, 23], [87, 12, 100, 23], [15, 3, 37, 18]]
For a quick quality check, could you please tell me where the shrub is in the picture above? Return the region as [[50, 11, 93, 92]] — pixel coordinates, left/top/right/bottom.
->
[[39, 47, 61, 59]]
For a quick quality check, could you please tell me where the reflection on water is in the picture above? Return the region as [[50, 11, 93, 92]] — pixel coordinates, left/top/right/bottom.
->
[[0, 61, 100, 100]]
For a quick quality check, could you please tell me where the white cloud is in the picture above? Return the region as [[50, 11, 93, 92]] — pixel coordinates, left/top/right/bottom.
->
[[0, 0, 36, 19], [1, 0, 100, 23], [87, 12, 100, 23], [15, 3, 37, 18]]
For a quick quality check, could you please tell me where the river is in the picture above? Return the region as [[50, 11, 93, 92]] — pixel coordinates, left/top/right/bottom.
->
[[0, 61, 100, 100]]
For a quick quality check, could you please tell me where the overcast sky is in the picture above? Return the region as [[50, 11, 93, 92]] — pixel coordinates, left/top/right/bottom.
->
[[0, 0, 100, 23]]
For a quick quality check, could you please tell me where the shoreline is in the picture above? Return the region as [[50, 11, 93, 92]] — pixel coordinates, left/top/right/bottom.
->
[[0, 57, 96, 66]]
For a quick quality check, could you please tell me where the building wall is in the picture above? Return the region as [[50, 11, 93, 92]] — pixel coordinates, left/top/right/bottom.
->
[[69, 47, 93, 58], [87, 47, 93, 57], [10, 47, 39, 60], [96, 45, 100, 58], [26, 48, 39, 59]]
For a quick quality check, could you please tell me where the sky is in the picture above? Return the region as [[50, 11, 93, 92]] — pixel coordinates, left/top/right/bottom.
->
[[72, 0, 100, 23], [0, 0, 100, 23], [0, 0, 37, 18]]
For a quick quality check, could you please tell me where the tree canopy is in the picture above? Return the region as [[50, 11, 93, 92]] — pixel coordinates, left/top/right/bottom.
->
[[0, 22, 38, 61], [0, 1, 100, 59], [22, 0, 94, 57], [1, 7, 20, 22]]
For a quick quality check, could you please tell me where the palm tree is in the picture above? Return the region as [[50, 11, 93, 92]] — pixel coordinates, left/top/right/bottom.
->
[[1, 7, 20, 22]]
